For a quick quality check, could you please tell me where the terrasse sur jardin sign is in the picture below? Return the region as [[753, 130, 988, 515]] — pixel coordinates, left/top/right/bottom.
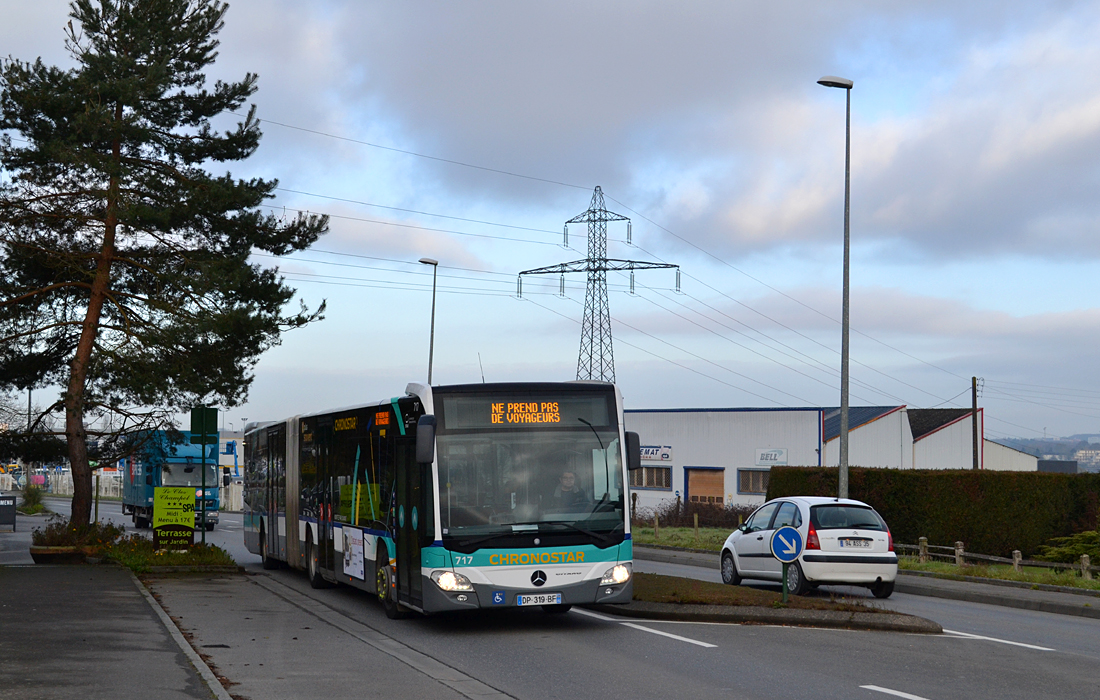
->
[[153, 487, 195, 549]]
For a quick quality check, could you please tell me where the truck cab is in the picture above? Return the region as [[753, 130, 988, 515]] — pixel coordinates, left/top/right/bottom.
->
[[122, 432, 222, 531]]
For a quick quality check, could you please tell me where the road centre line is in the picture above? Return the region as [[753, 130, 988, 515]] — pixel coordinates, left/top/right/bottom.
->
[[572, 608, 717, 647], [860, 685, 932, 700], [941, 629, 1055, 651]]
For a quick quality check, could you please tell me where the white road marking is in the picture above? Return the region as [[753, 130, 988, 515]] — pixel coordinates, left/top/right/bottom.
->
[[860, 685, 931, 700], [571, 608, 618, 622], [571, 608, 717, 647], [941, 629, 1054, 651], [620, 622, 717, 648]]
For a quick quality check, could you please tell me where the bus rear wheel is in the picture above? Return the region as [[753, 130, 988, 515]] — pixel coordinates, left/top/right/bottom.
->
[[260, 528, 279, 570], [306, 533, 331, 589]]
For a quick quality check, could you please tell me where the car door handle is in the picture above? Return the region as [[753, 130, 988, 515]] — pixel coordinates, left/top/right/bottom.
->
[[756, 536, 763, 540]]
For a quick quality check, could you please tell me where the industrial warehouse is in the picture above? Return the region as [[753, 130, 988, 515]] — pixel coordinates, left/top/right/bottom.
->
[[625, 405, 1039, 511]]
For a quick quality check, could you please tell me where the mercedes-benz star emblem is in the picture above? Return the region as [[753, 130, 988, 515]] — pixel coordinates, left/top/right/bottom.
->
[[531, 570, 547, 587]]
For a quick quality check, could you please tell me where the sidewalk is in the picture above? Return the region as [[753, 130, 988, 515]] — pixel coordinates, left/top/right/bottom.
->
[[0, 565, 217, 699], [633, 544, 1100, 620]]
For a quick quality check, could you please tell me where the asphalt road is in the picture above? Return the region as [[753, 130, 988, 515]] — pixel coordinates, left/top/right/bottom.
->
[[13, 497, 1100, 699], [632, 557, 1100, 662], [150, 564, 1099, 700]]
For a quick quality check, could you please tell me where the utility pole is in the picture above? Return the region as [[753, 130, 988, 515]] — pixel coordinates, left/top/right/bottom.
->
[[972, 376, 980, 470]]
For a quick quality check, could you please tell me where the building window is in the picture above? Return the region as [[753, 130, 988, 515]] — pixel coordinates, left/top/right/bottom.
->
[[630, 466, 671, 489], [738, 469, 769, 495]]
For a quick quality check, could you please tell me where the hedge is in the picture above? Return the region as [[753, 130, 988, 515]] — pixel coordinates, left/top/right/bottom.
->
[[766, 467, 1100, 558]]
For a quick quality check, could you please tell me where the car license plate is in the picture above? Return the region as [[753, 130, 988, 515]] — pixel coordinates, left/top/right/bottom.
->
[[840, 539, 871, 548], [517, 593, 562, 606]]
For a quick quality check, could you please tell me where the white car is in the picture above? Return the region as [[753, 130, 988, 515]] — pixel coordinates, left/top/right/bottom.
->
[[720, 496, 898, 598]]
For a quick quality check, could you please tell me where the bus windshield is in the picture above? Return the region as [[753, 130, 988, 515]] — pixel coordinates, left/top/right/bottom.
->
[[161, 463, 219, 488], [437, 427, 624, 539]]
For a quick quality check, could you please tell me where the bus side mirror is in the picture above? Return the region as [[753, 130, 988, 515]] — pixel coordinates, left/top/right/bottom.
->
[[145, 474, 153, 485], [416, 415, 436, 464], [222, 467, 231, 487], [625, 432, 642, 471]]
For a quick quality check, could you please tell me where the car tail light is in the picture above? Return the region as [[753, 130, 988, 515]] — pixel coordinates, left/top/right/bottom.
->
[[887, 529, 894, 552], [806, 523, 821, 550]]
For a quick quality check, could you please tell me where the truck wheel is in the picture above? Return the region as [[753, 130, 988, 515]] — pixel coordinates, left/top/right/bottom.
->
[[205, 522, 215, 532]]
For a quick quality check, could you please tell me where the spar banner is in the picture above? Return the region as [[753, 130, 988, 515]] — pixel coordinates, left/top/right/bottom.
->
[[153, 487, 195, 549]]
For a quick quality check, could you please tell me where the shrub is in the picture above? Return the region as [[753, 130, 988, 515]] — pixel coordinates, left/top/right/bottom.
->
[[1036, 527, 1100, 564], [21, 485, 45, 508], [633, 498, 756, 530], [105, 534, 236, 573], [767, 467, 1100, 557], [31, 516, 125, 551]]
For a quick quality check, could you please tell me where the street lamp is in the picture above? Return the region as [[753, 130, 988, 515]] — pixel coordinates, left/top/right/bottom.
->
[[419, 257, 439, 384], [818, 74, 853, 500]]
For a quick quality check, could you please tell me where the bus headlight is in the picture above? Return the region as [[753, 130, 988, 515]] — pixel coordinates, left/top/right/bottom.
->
[[600, 563, 632, 585], [431, 570, 474, 592]]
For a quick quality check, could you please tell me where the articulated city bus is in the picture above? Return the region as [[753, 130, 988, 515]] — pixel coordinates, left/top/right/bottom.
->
[[244, 381, 640, 618]]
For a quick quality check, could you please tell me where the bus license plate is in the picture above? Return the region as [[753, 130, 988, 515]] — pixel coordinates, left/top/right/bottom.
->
[[840, 539, 871, 548], [517, 593, 562, 606]]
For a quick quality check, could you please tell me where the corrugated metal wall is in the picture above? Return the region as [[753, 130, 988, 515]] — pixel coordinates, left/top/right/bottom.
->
[[823, 409, 913, 468], [625, 409, 822, 509]]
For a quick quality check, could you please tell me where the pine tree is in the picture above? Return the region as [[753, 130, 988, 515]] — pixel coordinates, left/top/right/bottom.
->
[[0, 0, 328, 526]]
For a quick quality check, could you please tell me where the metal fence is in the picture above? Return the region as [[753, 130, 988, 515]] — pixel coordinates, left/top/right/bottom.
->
[[47, 473, 124, 499]]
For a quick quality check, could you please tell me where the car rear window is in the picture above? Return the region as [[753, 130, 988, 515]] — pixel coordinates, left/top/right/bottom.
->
[[810, 505, 886, 531]]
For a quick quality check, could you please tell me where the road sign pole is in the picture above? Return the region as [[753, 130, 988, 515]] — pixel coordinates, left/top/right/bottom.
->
[[782, 563, 789, 604]]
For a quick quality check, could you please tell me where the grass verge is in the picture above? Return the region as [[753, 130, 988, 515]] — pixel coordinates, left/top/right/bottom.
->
[[631, 526, 727, 552], [105, 534, 237, 573], [631, 572, 886, 612], [898, 556, 1100, 591]]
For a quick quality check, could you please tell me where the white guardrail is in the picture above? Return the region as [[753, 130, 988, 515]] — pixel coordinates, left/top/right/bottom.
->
[[3, 472, 244, 511]]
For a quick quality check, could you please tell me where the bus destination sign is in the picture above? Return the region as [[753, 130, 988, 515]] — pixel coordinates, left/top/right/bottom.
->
[[440, 393, 612, 430], [491, 402, 560, 425]]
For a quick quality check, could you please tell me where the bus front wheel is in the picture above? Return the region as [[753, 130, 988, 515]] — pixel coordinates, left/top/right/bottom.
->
[[375, 555, 408, 619]]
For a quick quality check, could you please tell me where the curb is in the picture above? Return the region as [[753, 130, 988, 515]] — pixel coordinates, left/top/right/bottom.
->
[[894, 576, 1100, 620], [143, 565, 245, 574], [587, 601, 942, 634], [898, 569, 1100, 599], [127, 570, 235, 700]]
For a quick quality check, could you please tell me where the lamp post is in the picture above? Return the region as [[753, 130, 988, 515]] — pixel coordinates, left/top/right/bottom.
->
[[818, 75, 853, 500], [419, 257, 439, 384]]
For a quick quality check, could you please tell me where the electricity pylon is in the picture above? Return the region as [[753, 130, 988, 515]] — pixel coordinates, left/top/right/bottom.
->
[[518, 186, 678, 383]]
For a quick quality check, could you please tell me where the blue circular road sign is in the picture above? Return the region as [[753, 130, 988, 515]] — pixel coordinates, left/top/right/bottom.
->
[[770, 526, 804, 563]]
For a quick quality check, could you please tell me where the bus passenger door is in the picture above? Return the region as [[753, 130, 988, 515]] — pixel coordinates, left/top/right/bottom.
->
[[395, 437, 423, 608]]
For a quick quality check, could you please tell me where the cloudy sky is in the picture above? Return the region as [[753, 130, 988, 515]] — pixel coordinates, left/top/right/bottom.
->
[[7, 1, 1100, 441]]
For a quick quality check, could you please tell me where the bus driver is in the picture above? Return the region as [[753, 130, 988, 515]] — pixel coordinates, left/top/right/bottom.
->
[[551, 470, 588, 509]]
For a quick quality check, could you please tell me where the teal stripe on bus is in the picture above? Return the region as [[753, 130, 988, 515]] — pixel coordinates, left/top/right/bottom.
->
[[442, 544, 625, 569], [389, 398, 406, 436]]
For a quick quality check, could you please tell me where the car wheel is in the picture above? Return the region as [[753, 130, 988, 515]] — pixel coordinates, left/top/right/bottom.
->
[[785, 561, 809, 596], [871, 580, 894, 599], [721, 550, 742, 585]]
